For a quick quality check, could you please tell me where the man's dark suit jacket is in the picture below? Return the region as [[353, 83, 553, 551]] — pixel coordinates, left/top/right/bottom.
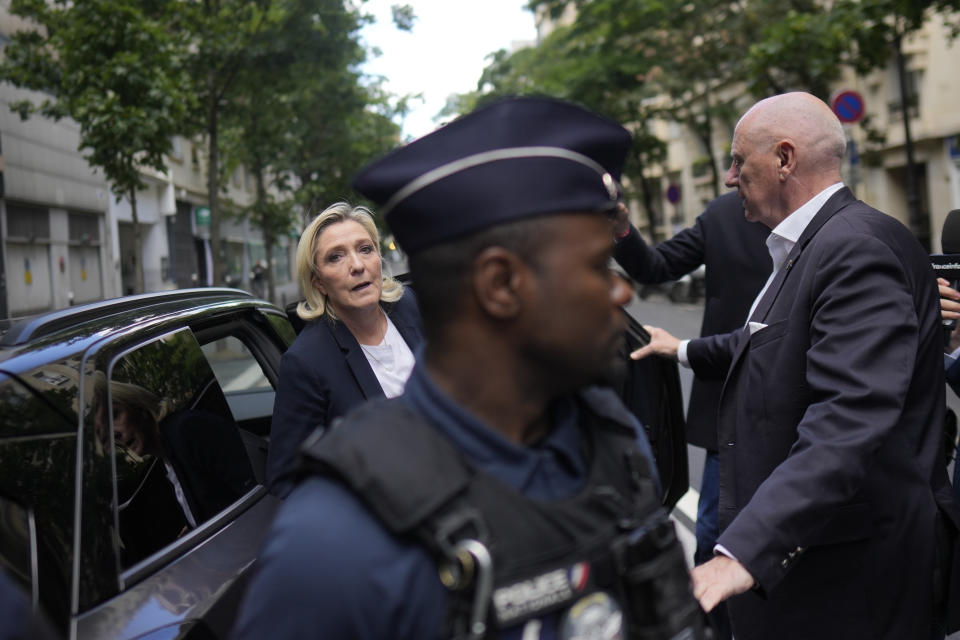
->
[[267, 290, 424, 497], [687, 187, 960, 639], [613, 191, 770, 450], [947, 356, 960, 396]]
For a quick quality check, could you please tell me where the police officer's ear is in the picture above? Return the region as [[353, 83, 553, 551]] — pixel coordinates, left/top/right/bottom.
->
[[470, 246, 528, 320]]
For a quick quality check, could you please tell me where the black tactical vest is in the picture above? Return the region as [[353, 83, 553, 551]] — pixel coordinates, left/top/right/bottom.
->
[[299, 391, 707, 640]]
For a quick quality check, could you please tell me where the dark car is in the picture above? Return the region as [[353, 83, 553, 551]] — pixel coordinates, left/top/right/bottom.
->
[[0, 286, 686, 640], [0, 288, 294, 639]]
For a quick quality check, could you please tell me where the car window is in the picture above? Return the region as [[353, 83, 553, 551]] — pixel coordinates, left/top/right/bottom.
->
[[200, 336, 274, 439], [0, 372, 77, 627], [202, 336, 270, 391], [0, 497, 37, 605], [102, 329, 257, 569]]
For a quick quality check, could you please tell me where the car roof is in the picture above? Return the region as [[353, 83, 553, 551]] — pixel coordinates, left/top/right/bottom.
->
[[0, 288, 263, 372]]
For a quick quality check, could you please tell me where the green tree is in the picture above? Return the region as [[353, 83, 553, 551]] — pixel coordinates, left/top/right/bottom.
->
[[0, 0, 193, 293], [278, 4, 414, 232], [220, 0, 368, 301], [742, 0, 959, 99], [174, 0, 278, 288], [511, 0, 960, 218], [531, 0, 960, 102], [178, 0, 410, 289], [284, 78, 406, 229], [447, 16, 670, 236]]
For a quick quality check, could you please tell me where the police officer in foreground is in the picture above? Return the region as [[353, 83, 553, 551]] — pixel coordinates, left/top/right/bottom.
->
[[232, 97, 706, 640]]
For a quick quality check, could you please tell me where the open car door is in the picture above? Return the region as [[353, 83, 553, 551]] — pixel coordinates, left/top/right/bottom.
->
[[614, 306, 689, 510]]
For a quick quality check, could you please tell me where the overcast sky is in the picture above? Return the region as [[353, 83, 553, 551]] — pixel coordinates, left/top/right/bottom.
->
[[359, 1, 538, 140]]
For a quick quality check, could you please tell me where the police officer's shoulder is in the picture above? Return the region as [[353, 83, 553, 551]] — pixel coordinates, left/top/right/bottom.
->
[[298, 398, 473, 535], [236, 475, 444, 640], [276, 475, 408, 558], [262, 475, 424, 597]]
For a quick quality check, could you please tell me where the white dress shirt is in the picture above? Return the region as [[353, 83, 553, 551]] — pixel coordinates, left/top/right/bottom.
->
[[677, 183, 845, 368]]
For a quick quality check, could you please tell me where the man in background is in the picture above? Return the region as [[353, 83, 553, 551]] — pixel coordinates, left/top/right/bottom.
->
[[611, 191, 769, 638]]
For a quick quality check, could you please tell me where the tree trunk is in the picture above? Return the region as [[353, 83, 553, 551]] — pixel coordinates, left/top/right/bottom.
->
[[630, 148, 660, 243], [207, 75, 224, 286], [265, 233, 276, 303], [130, 187, 145, 294], [253, 165, 276, 303], [893, 29, 929, 251], [701, 85, 722, 200]]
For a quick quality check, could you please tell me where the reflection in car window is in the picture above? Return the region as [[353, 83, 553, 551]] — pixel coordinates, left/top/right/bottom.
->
[[101, 329, 256, 568], [263, 311, 296, 347], [0, 373, 77, 626]]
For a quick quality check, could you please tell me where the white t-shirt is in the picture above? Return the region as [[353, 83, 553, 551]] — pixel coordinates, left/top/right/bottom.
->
[[359, 315, 415, 398]]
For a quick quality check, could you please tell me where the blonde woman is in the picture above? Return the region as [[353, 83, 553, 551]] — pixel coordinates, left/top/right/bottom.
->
[[267, 202, 423, 497]]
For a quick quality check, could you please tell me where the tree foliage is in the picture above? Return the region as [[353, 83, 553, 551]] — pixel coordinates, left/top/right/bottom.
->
[[0, 0, 413, 298], [173, 0, 409, 290], [0, 0, 194, 293], [455, 0, 960, 231], [219, 0, 373, 300]]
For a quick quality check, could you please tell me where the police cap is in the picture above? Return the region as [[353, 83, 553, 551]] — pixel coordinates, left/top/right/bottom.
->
[[352, 96, 632, 255]]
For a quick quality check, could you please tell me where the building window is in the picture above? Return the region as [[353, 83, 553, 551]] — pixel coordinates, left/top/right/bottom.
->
[[169, 136, 183, 161], [274, 242, 291, 283], [6, 203, 50, 242], [68, 212, 100, 245], [224, 240, 245, 287], [5, 203, 52, 314], [888, 56, 923, 121]]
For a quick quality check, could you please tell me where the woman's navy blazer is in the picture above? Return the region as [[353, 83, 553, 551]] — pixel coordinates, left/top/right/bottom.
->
[[267, 290, 424, 497]]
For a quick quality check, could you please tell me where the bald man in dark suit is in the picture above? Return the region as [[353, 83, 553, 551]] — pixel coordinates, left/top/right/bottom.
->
[[635, 92, 960, 640]]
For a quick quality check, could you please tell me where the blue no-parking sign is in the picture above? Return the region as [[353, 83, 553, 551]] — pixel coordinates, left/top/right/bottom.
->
[[666, 184, 681, 204], [831, 90, 865, 124]]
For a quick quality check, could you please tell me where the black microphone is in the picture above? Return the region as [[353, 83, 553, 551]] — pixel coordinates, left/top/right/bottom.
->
[[931, 209, 960, 342]]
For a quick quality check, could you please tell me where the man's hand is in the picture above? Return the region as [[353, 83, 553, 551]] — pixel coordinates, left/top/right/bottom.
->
[[938, 277, 960, 353], [630, 325, 681, 361], [939, 277, 960, 320], [690, 555, 755, 613]]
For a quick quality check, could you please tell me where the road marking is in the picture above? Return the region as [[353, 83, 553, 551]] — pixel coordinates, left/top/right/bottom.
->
[[669, 488, 700, 569], [673, 487, 699, 529]]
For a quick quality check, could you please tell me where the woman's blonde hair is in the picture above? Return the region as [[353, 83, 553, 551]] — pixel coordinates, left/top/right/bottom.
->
[[295, 202, 403, 322]]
